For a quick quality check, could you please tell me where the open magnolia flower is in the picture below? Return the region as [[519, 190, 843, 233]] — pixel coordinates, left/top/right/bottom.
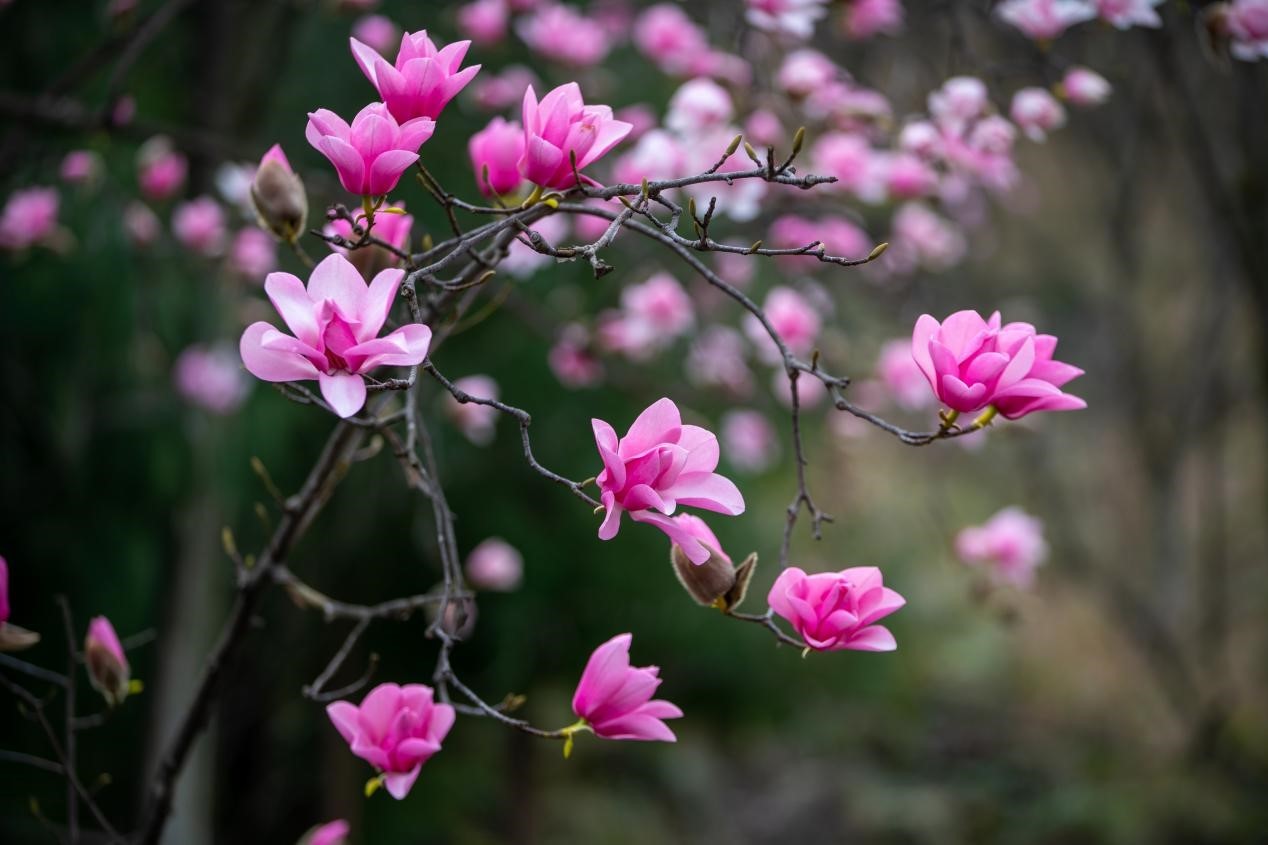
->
[[570, 633, 682, 746], [519, 82, 633, 190], [768, 566, 907, 652], [239, 254, 431, 418], [305, 104, 435, 198]]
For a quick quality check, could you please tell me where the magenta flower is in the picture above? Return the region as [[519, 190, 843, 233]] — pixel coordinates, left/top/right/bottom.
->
[[444, 374, 500, 445], [1228, 0, 1268, 61], [843, 0, 905, 39], [137, 136, 188, 201], [956, 507, 1048, 588], [60, 150, 103, 186], [721, 410, 778, 473], [548, 323, 604, 388], [468, 116, 525, 197], [0, 556, 9, 624], [911, 309, 1085, 420], [876, 338, 933, 410], [517, 4, 612, 67], [0, 187, 59, 251], [593, 398, 745, 564], [1060, 67, 1112, 106], [305, 104, 435, 198], [85, 616, 131, 706], [326, 682, 455, 799], [229, 228, 278, 278], [351, 30, 480, 123], [464, 537, 524, 591], [351, 15, 400, 55], [174, 344, 250, 415], [172, 196, 227, 258], [519, 83, 633, 190], [239, 253, 431, 418], [768, 566, 906, 652], [457, 0, 509, 46], [571, 633, 682, 742], [297, 819, 350, 845], [743, 286, 823, 364]]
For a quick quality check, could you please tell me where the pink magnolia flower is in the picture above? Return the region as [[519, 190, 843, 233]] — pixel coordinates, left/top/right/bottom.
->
[[622, 273, 695, 338], [571, 633, 682, 741], [1095, 0, 1162, 28], [744, 109, 784, 148], [137, 136, 188, 201], [807, 81, 892, 130], [887, 202, 967, 273], [1010, 87, 1067, 142], [0, 187, 59, 251], [768, 566, 906, 652], [996, 0, 1096, 39], [665, 78, 734, 135], [172, 197, 228, 258], [351, 15, 401, 55], [465, 537, 523, 591], [911, 309, 1086, 419], [876, 338, 933, 410], [123, 201, 161, 248], [1227, 0, 1268, 61], [593, 398, 745, 564], [325, 201, 413, 280], [812, 132, 885, 202], [843, 0, 904, 39], [776, 49, 837, 98], [229, 228, 277, 278], [881, 152, 939, 199], [469, 117, 525, 197], [768, 215, 871, 269], [928, 76, 990, 131], [744, 286, 822, 364], [456, 0, 508, 46], [470, 65, 537, 111], [549, 323, 604, 388], [326, 682, 455, 799], [517, 4, 611, 67], [351, 30, 480, 123], [898, 120, 943, 158], [956, 507, 1048, 588], [613, 130, 686, 187], [634, 4, 708, 69], [721, 410, 778, 472], [615, 104, 658, 141], [173, 344, 250, 415], [445, 374, 500, 444], [239, 254, 431, 418], [60, 150, 103, 186], [686, 326, 752, 396], [85, 616, 131, 706], [1060, 67, 1112, 106], [306, 104, 435, 198], [298, 820, 350, 845], [745, 0, 828, 39], [519, 83, 633, 190]]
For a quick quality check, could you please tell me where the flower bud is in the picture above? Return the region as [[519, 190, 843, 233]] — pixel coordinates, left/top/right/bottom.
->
[[84, 616, 131, 707], [250, 144, 308, 243], [668, 515, 757, 611]]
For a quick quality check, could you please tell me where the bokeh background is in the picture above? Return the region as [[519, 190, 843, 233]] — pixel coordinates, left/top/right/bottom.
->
[[2, 0, 1267, 843]]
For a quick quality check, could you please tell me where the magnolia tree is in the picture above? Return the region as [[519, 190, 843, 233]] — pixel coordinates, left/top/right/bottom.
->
[[1, 0, 1265, 842]]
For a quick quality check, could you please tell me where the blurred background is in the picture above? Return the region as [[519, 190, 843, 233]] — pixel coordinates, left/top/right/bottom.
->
[[1, 0, 1267, 842]]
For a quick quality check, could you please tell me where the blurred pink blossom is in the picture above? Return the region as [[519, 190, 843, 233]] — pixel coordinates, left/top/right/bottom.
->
[[744, 109, 784, 148], [768, 215, 871, 269], [665, 78, 734, 135], [721, 410, 778, 472], [928, 76, 990, 132], [745, 0, 828, 39], [613, 130, 686, 186], [456, 0, 508, 46], [300, 820, 350, 845], [59, 150, 103, 186], [875, 338, 932, 410], [470, 65, 537, 111], [137, 136, 187, 201], [811, 132, 885, 202], [1010, 87, 1067, 142], [445, 375, 500, 445], [886, 202, 967, 273], [1228, 0, 1268, 60], [571, 633, 682, 742], [744, 286, 822, 363], [173, 344, 250, 415], [0, 187, 59, 251], [548, 323, 604, 388], [517, 4, 611, 67], [172, 197, 227, 258], [1061, 67, 1112, 106], [85, 616, 131, 706], [123, 201, 161, 248], [1095, 0, 1162, 28], [843, 0, 904, 39], [615, 104, 658, 141], [229, 228, 277, 278], [768, 566, 906, 652], [465, 537, 524, 591], [776, 49, 837, 97], [881, 152, 940, 199], [350, 15, 400, 55], [686, 326, 752, 396], [956, 507, 1048, 588], [325, 202, 413, 280], [996, 0, 1096, 39], [502, 213, 567, 277]]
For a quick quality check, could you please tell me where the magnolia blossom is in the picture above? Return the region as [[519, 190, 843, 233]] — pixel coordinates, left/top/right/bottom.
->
[[351, 30, 480, 122], [306, 104, 435, 197], [325, 201, 413, 280], [571, 633, 682, 742], [887, 202, 967, 273], [239, 254, 431, 418], [880, 153, 940, 199], [996, 0, 1097, 39], [123, 201, 161, 248], [456, 0, 508, 45], [1010, 88, 1067, 142], [744, 109, 784, 147], [622, 273, 695, 338], [298, 820, 351, 845], [615, 104, 658, 141], [956, 507, 1048, 588], [812, 132, 885, 202], [470, 65, 537, 111], [85, 616, 131, 706], [928, 76, 990, 131], [137, 136, 188, 201], [1227, 0, 1268, 61], [173, 345, 250, 415], [464, 537, 524, 591], [633, 4, 748, 83], [519, 83, 632, 190], [613, 130, 687, 187], [0, 187, 59, 251], [911, 309, 1086, 419], [517, 4, 611, 67], [843, 0, 904, 38], [745, 0, 829, 39], [686, 325, 752, 396], [549, 323, 604, 388], [469, 117, 525, 197], [327, 682, 455, 799], [721, 410, 778, 473], [1095, 0, 1162, 28], [876, 339, 933, 410], [768, 566, 906, 652], [60, 150, 103, 186], [444, 375, 500, 445], [776, 49, 837, 98], [899, 120, 943, 158], [665, 78, 734, 135], [1061, 67, 1112, 107], [593, 398, 745, 564], [172, 197, 228, 258], [351, 15, 400, 54], [229, 228, 277, 278], [744, 286, 822, 364], [680, 126, 766, 221], [768, 214, 871, 270], [806, 81, 892, 130]]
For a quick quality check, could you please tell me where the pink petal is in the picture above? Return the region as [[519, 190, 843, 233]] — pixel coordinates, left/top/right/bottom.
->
[[383, 766, 421, 800], [367, 150, 420, 197], [326, 701, 361, 745], [358, 268, 405, 341], [345, 324, 432, 371], [619, 397, 682, 458], [843, 624, 897, 652], [318, 371, 368, 418], [264, 272, 320, 347], [308, 254, 367, 318], [240, 322, 321, 382], [349, 37, 385, 86], [665, 472, 745, 515]]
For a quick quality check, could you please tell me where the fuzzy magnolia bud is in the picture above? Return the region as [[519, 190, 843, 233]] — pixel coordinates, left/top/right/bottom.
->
[[84, 616, 131, 707], [668, 514, 757, 611], [251, 144, 308, 243], [425, 592, 478, 640]]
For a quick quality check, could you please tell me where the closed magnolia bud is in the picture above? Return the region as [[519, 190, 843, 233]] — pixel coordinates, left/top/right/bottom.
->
[[251, 144, 308, 244], [425, 593, 478, 640], [668, 514, 757, 611], [85, 616, 131, 707]]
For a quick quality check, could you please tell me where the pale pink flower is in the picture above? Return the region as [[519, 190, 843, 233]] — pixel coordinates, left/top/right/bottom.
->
[[299, 820, 350, 845], [622, 273, 694, 338], [615, 104, 658, 141], [351, 30, 480, 122], [996, 0, 1096, 39], [744, 109, 784, 148], [229, 228, 277, 278], [469, 117, 526, 197], [956, 507, 1048, 588], [549, 323, 604, 388], [771, 369, 826, 409], [470, 65, 537, 111], [1095, 0, 1162, 28], [614, 130, 687, 187], [239, 254, 431, 418], [811, 132, 885, 202], [517, 4, 611, 67], [1060, 67, 1112, 106], [137, 136, 187, 201], [519, 83, 632, 189], [745, 0, 828, 39], [843, 0, 904, 39], [0, 187, 59, 250], [806, 82, 892, 130], [686, 326, 752, 396], [593, 398, 745, 563], [634, 4, 707, 66], [351, 15, 400, 55], [85, 616, 131, 706], [306, 104, 435, 197], [172, 197, 227, 258], [571, 633, 682, 741], [173, 344, 250, 415], [456, 0, 509, 46], [886, 202, 967, 273], [967, 115, 1018, 155], [445, 375, 500, 445], [721, 410, 778, 472], [911, 309, 1086, 418], [768, 215, 870, 270], [59, 150, 103, 186], [123, 201, 161, 248], [327, 682, 455, 799], [681, 126, 767, 221], [665, 78, 734, 135], [1010, 87, 1067, 142], [768, 566, 906, 651], [744, 286, 822, 364], [1227, 0, 1268, 61], [875, 338, 932, 410], [465, 537, 523, 591], [898, 120, 943, 158], [776, 49, 837, 98], [881, 152, 939, 199], [928, 76, 990, 132]]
